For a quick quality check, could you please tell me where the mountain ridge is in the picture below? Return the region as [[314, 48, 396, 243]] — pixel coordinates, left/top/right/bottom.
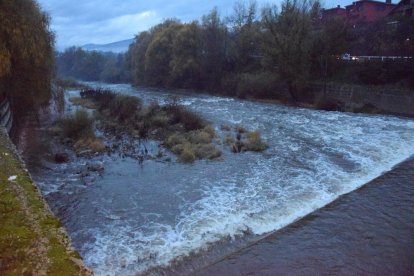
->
[[81, 38, 134, 53]]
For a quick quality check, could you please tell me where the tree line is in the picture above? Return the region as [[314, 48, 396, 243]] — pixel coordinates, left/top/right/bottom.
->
[[0, 0, 55, 117], [57, 0, 414, 99], [56, 47, 131, 83], [126, 0, 414, 98]]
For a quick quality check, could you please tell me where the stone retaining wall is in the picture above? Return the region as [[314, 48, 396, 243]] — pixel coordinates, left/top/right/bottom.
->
[[296, 83, 414, 117]]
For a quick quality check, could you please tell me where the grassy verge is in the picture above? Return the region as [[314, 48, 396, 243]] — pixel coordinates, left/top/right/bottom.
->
[[0, 128, 91, 275]]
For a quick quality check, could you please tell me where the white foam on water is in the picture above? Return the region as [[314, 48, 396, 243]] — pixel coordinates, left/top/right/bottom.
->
[[84, 138, 414, 275], [68, 84, 414, 275]]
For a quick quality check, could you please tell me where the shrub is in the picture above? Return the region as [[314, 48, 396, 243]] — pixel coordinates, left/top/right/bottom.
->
[[60, 109, 94, 140], [179, 145, 196, 163], [165, 104, 205, 131], [223, 135, 235, 145], [188, 130, 213, 144], [203, 125, 215, 138], [171, 143, 185, 155], [148, 112, 169, 128], [165, 133, 187, 149], [236, 72, 279, 99], [194, 144, 222, 160], [80, 88, 116, 110], [245, 131, 268, 152], [109, 95, 142, 121], [74, 137, 105, 153]]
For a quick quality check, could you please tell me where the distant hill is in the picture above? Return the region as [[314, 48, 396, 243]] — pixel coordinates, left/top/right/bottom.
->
[[81, 38, 134, 53]]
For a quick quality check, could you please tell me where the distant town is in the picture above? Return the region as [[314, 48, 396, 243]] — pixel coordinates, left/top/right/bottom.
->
[[322, 0, 413, 24]]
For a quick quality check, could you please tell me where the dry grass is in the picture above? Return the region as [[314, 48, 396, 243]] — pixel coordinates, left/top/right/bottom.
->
[[60, 109, 94, 140], [244, 130, 268, 152], [225, 128, 268, 153], [74, 138, 106, 154], [223, 135, 235, 145], [164, 125, 221, 163], [69, 97, 97, 109]]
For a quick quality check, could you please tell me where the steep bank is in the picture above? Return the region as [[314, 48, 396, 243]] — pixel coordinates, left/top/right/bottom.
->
[[0, 127, 91, 275], [300, 83, 414, 117], [126, 81, 414, 118]]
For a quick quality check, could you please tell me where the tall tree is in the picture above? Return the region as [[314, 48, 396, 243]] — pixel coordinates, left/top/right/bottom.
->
[[200, 8, 228, 89], [127, 31, 153, 85], [262, 0, 314, 101], [227, 0, 262, 72], [144, 20, 182, 86], [170, 22, 203, 88]]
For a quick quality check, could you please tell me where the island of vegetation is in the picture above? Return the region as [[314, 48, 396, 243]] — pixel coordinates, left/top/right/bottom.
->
[[62, 87, 267, 164]]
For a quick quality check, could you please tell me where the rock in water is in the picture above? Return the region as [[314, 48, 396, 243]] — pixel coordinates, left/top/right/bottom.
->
[[55, 153, 69, 163]]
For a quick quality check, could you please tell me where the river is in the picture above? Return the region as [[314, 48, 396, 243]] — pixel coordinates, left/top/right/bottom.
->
[[17, 83, 414, 275]]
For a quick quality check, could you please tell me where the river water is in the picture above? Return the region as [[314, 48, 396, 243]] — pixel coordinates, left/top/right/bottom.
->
[[19, 84, 414, 275]]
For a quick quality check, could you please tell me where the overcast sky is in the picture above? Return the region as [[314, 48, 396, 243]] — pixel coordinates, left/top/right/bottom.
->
[[37, 0, 354, 50]]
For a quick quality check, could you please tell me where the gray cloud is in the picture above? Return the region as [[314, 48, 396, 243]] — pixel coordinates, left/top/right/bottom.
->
[[37, 0, 351, 50]]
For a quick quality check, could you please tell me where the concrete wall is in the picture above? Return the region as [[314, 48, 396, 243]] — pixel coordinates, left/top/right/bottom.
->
[[0, 127, 92, 274], [298, 83, 414, 117]]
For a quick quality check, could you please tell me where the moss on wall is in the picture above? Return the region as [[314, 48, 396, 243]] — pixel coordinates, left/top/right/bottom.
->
[[0, 127, 92, 275]]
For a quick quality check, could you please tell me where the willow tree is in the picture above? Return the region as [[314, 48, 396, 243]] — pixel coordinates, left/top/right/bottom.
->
[[169, 21, 203, 88], [144, 20, 182, 86], [0, 0, 55, 117]]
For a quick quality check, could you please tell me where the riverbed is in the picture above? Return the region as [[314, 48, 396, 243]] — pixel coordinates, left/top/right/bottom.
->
[[18, 83, 414, 275]]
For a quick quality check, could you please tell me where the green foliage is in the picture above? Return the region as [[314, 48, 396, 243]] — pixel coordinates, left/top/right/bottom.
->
[[0, 0, 55, 117], [145, 20, 182, 86], [169, 22, 203, 88]]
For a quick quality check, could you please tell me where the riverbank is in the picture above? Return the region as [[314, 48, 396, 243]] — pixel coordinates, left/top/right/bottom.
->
[[24, 82, 414, 274], [60, 78, 414, 118], [126, 81, 414, 118], [0, 127, 91, 275]]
